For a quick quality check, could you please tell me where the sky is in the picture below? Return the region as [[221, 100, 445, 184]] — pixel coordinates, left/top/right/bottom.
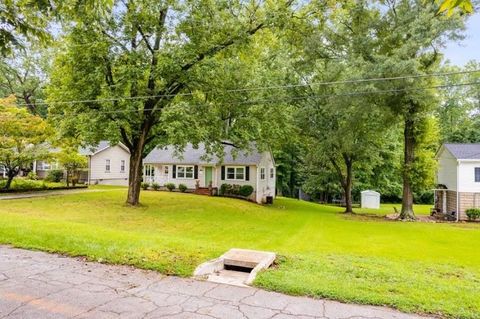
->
[[443, 12, 480, 66]]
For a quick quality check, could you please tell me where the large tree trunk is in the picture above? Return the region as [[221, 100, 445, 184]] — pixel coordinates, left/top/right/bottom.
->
[[3, 168, 17, 190], [399, 112, 416, 220], [126, 140, 147, 206]]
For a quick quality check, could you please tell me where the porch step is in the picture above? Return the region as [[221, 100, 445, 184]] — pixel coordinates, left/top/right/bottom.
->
[[194, 187, 217, 196]]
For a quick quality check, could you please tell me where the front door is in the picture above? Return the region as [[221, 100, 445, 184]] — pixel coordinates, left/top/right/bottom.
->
[[204, 167, 213, 187]]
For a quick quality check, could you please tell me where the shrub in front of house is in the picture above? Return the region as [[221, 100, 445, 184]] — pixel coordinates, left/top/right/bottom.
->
[[27, 171, 38, 180], [220, 183, 254, 199], [141, 182, 149, 190], [178, 184, 187, 192], [45, 170, 64, 182], [220, 183, 232, 195], [165, 183, 175, 191], [239, 185, 254, 197], [465, 208, 480, 221], [152, 183, 160, 190]]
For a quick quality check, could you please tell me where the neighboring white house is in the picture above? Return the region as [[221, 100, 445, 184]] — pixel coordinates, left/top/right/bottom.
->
[[78, 141, 130, 186], [435, 143, 480, 221], [143, 143, 276, 204]]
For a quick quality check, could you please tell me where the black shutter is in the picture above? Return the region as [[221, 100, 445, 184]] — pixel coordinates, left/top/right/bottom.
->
[[221, 166, 225, 180], [245, 166, 250, 181], [194, 165, 198, 179], [172, 165, 176, 179]]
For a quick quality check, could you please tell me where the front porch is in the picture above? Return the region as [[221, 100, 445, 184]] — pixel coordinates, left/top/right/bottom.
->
[[143, 164, 218, 189]]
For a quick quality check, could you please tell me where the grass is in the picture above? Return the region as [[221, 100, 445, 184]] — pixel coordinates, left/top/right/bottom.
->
[[355, 203, 432, 216], [0, 189, 478, 318]]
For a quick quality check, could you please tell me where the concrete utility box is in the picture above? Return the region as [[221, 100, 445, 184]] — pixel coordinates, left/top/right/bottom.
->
[[361, 190, 380, 209]]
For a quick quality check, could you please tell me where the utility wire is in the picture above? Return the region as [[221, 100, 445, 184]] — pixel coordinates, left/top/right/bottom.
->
[[14, 69, 480, 107], [6, 81, 477, 119]]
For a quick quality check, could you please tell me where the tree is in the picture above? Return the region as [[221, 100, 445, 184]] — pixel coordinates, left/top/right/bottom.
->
[[0, 45, 52, 116], [0, 97, 51, 189], [438, 0, 474, 16], [368, 0, 465, 219], [0, 1, 52, 56], [48, 0, 294, 205], [56, 147, 87, 187]]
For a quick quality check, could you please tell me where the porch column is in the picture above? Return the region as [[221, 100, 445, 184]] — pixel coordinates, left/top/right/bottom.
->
[[442, 190, 447, 213]]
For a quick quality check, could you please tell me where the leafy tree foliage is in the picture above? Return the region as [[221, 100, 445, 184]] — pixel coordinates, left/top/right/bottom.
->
[[48, 0, 294, 205], [56, 147, 87, 187], [0, 97, 51, 189]]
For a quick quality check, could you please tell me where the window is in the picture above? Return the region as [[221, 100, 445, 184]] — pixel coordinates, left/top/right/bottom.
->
[[475, 167, 480, 182], [164, 166, 169, 175], [226, 167, 245, 181], [260, 167, 265, 180], [177, 165, 194, 179], [105, 159, 111, 172], [120, 160, 125, 172], [38, 161, 51, 170], [270, 168, 274, 179], [145, 165, 155, 177]]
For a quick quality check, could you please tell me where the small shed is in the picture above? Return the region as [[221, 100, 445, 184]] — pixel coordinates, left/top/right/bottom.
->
[[361, 190, 380, 209]]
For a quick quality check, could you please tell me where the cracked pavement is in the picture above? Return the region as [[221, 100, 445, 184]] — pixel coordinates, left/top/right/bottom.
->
[[0, 246, 431, 319]]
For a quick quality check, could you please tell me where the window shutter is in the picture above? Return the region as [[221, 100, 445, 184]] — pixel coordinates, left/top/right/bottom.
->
[[172, 165, 176, 179], [194, 165, 198, 179], [245, 166, 250, 181], [221, 166, 225, 180]]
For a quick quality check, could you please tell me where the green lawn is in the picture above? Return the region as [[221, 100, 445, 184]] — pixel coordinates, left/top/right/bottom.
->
[[355, 203, 433, 216], [0, 189, 478, 318]]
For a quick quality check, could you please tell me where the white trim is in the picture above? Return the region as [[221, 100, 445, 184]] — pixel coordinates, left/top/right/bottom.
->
[[456, 160, 460, 221], [225, 166, 245, 181], [105, 159, 111, 173], [260, 167, 266, 180], [176, 165, 195, 179]]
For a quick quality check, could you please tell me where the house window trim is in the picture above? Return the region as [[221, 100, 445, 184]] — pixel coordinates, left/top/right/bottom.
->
[[176, 165, 195, 179], [164, 165, 169, 175], [105, 159, 111, 173], [226, 166, 245, 181], [120, 160, 125, 173], [269, 167, 274, 179], [475, 167, 480, 182], [260, 167, 266, 180]]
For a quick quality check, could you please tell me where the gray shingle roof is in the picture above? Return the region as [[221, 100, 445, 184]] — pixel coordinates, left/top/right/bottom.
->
[[78, 141, 129, 156], [143, 143, 264, 165], [443, 143, 480, 159]]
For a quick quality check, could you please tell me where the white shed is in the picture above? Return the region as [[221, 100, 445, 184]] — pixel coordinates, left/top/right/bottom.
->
[[361, 190, 380, 209]]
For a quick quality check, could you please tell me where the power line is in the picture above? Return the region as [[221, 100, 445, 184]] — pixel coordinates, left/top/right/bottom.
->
[[14, 69, 480, 107], [7, 81, 477, 119]]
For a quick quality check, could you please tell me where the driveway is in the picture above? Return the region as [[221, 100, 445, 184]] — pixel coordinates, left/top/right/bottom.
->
[[0, 246, 430, 319]]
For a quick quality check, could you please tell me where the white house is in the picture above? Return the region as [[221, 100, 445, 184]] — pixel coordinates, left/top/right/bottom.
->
[[79, 141, 130, 186], [435, 143, 480, 221], [143, 143, 276, 204]]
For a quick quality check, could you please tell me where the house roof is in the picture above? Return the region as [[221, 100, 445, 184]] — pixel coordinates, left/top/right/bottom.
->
[[78, 141, 129, 156], [143, 143, 265, 165], [442, 143, 480, 160]]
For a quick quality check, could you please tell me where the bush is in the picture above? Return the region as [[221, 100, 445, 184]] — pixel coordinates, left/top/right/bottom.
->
[[152, 183, 160, 190], [220, 183, 254, 198], [141, 182, 149, 190], [239, 185, 254, 197], [220, 183, 232, 195], [45, 170, 64, 182], [165, 183, 175, 191], [178, 184, 187, 192], [465, 208, 480, 221], [27, 171, 38, 180]]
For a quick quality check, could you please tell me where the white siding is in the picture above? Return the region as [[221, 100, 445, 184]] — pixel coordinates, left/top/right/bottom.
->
[[457, 160, 480, 192], [437, 148, 458, 191], [255, 152, 276, 203], [89, 145, 130, 186], [143, 151, 276, 204]]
